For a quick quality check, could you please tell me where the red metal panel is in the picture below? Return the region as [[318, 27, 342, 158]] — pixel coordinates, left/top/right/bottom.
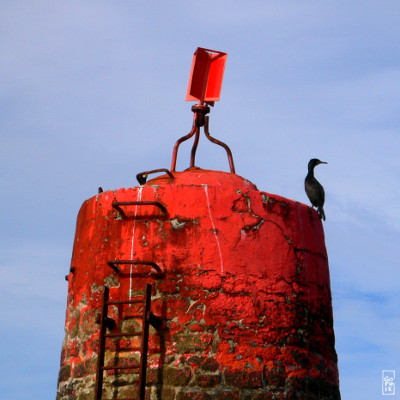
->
[[186, 47, 227, 104]]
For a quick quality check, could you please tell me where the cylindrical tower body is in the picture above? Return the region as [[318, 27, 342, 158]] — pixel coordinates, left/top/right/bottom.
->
[[57, 168, 340, 400]]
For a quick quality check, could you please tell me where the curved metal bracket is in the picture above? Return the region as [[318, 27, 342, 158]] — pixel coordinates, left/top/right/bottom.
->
[[204, 116, 235, 173], [107, 260, 163, 275], [170, 124, 197, 172], [170, 104, 236, 173], [136, 168, 174, 185], [112, 201, 167, 219]]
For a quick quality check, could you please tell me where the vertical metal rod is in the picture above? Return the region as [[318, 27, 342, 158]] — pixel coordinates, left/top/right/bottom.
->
[[170, 125, 197, 172], [95, 286, 109, 400], [138, 284, 152, 400], [190, 127, 201, 167], [204, 116, 236, 173]]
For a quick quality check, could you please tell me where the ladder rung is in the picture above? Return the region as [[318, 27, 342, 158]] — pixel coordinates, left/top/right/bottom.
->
[[107, 259, 163, 275], [106, 299, 143, 305], [95, 284, 152, 400], [113, 398, 140, 400], [104, 332, 142, 338], [102, 365, 140, 371], [112, 201, 167, 218]]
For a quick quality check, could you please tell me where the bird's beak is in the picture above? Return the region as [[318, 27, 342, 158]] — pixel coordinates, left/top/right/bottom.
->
[[319, 161, 328, 164]]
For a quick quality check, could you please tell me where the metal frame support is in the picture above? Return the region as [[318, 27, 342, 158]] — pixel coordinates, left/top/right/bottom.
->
[[136, 168, 174, 185], [170, 104, 235, 173]]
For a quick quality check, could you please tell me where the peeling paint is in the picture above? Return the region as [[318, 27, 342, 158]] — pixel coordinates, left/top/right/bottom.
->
[[170, 218, 187, 229], [57, 168, 339, 400]]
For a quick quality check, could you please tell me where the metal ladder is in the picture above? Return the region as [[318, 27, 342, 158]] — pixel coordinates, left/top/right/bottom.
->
[[95, 195, 167, 399], [95, 283, 157, 400]]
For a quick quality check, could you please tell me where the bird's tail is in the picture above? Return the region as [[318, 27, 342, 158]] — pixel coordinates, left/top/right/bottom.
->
[[318, 207, 326, 221]]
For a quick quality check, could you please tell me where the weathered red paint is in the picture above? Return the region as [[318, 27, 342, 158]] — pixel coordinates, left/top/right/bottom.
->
[[57, 167, 340, 399]]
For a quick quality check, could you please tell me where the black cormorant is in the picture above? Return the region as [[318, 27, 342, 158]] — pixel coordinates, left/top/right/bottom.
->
[[305, 158, 327, 221]]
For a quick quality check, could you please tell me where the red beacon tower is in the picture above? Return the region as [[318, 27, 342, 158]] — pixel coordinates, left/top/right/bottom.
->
[[57, 48, 341, 400]]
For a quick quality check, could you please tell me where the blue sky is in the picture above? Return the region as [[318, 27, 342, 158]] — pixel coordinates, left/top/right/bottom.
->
[[1, 1, 399, 399]]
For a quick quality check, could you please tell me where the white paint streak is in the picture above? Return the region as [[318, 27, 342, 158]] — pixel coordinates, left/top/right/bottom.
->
[[129, 186, 143, 299], [129, 264, 133, 300], [202, 184, 224, 274]]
